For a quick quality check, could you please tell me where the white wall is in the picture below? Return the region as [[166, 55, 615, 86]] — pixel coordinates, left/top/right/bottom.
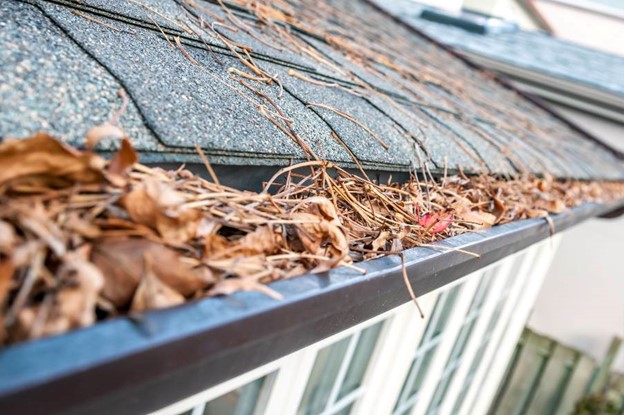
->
[[528, 216, 624, 372], [533, 0, 624, 56], [526, 105, 624, 372]]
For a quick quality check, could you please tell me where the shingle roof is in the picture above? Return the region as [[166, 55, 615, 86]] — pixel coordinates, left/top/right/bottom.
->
[[1, 0, 623, 179], [376, 0, 624, 99]]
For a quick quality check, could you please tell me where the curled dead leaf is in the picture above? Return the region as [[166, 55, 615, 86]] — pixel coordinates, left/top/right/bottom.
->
[[92, 238, 214, 307], [85, 123, 125, 150], [122, 179, 201, 244], [0, 133, 106, 187], [105, 138, 138, 186], [131, 254, 185, 312]]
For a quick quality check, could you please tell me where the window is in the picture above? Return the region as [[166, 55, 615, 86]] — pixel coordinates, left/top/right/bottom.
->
[[425, 269, 497, 415], [451, 261, 520, 414], [392, 283, 463, 415], [176, 373, 275, 415], [297, 321, 384, 415], [153, 245, 555, 415]]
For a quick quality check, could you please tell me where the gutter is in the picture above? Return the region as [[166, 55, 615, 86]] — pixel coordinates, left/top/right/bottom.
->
[[0, 199, 622, 415], [453, 51, 624, 125]]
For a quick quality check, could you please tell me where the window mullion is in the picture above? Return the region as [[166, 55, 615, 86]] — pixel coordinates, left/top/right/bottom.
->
[[355, 300, 434, 415], [191, 404, 206, 415], [325, 331, 362, 411], [395, 290, 448, 410], [411, 272, 482, 415]]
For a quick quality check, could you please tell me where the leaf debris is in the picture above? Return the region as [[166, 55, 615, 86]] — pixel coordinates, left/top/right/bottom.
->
[[0, 127, 622, 345]]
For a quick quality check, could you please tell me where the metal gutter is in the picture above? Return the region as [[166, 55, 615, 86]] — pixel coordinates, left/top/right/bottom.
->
[[0, 199, 622, 415], [454, 51, 624, 125]]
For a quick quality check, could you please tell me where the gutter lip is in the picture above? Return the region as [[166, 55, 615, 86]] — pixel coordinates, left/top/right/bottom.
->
[[0, 199, 622, 415]]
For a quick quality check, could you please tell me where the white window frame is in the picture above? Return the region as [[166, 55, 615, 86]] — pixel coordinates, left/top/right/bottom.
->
[[149, 238, 561, 415]]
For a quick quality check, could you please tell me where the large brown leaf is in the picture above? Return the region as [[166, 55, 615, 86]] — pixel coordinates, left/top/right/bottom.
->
[[0, 133, 106, 187], [122, 179, 201, 244], [131, 254, 185, 312], [92, 238, 214, 307]]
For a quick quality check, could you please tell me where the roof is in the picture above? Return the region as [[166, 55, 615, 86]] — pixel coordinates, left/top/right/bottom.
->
[[1, 1, 624, 413], [1, 0, 623, 180], [376, 0, 624, 106]]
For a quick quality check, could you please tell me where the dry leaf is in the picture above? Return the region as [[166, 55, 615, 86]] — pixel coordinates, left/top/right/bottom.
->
[[372, 231, 390, 251], [458, 210, 497, 228], [92, 238, 214, 307], [0, 133, 106, 187], [13, 246, 105, 341], [122, 179, 201, 244], [85, 123, 125, 150], [131, 254, 185, 312]]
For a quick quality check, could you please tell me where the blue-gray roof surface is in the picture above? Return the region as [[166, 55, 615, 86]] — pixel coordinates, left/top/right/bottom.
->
[[377, 0, 624, 98], [1, 0, 623, 180]]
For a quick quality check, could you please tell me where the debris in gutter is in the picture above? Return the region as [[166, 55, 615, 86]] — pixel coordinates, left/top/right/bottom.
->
[[0, 127, 622, 346]]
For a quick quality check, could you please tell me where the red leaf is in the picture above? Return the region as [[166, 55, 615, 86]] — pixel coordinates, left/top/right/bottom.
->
[[418, 213, 438, 228], [429, 214, 453, 234]]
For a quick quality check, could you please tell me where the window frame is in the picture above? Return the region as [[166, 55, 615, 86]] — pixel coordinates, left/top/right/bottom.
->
[[148, 238, 561, 415]]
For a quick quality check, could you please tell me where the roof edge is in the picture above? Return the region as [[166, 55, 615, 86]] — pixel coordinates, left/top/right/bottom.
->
[[367, 0, 624, 162]]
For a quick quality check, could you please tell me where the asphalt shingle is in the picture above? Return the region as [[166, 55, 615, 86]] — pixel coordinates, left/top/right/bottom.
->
[[1, 0, 622, 180]]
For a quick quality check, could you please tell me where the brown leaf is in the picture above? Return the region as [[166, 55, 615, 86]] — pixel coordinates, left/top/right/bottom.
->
[[0, 133, 106, 187], [14, 246, 105, 341], [217, 226, 282, 258], [131, 254, 184, 312], [371, 231, 390, 251], [526, 209, 549, 218], [122, 179, 201, 244], [0, 221, 16, 254], [92, 238, 213, 307], [458, 210, 497, 228], [0, 259, 14, 310], [85, 123, 125, 150], [545, 199, 566, 213], [206, 255, 268, 277], [107, 138, 138, 177]]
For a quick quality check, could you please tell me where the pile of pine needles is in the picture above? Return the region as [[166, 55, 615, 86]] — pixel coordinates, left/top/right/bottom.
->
[[0, 124, 623, 346]]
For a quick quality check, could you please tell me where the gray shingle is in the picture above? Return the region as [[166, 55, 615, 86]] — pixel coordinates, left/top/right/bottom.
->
[[1, 0, 622, 181]]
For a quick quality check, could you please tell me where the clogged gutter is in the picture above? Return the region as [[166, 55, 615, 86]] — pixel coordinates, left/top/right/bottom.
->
[[0, 126, 623, 346]]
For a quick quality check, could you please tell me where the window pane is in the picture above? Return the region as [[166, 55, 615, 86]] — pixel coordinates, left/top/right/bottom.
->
[[299, 321, 385, 415], [393, 284, 464, 414], [332, 403, 354, 415], [203, 374, 272, 415], [298, 336, 351, 415], [409, 347, 437, 397], [431, 284, 462, 338], [338, 322, 384, 399], [426, 272, 496, 414]]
